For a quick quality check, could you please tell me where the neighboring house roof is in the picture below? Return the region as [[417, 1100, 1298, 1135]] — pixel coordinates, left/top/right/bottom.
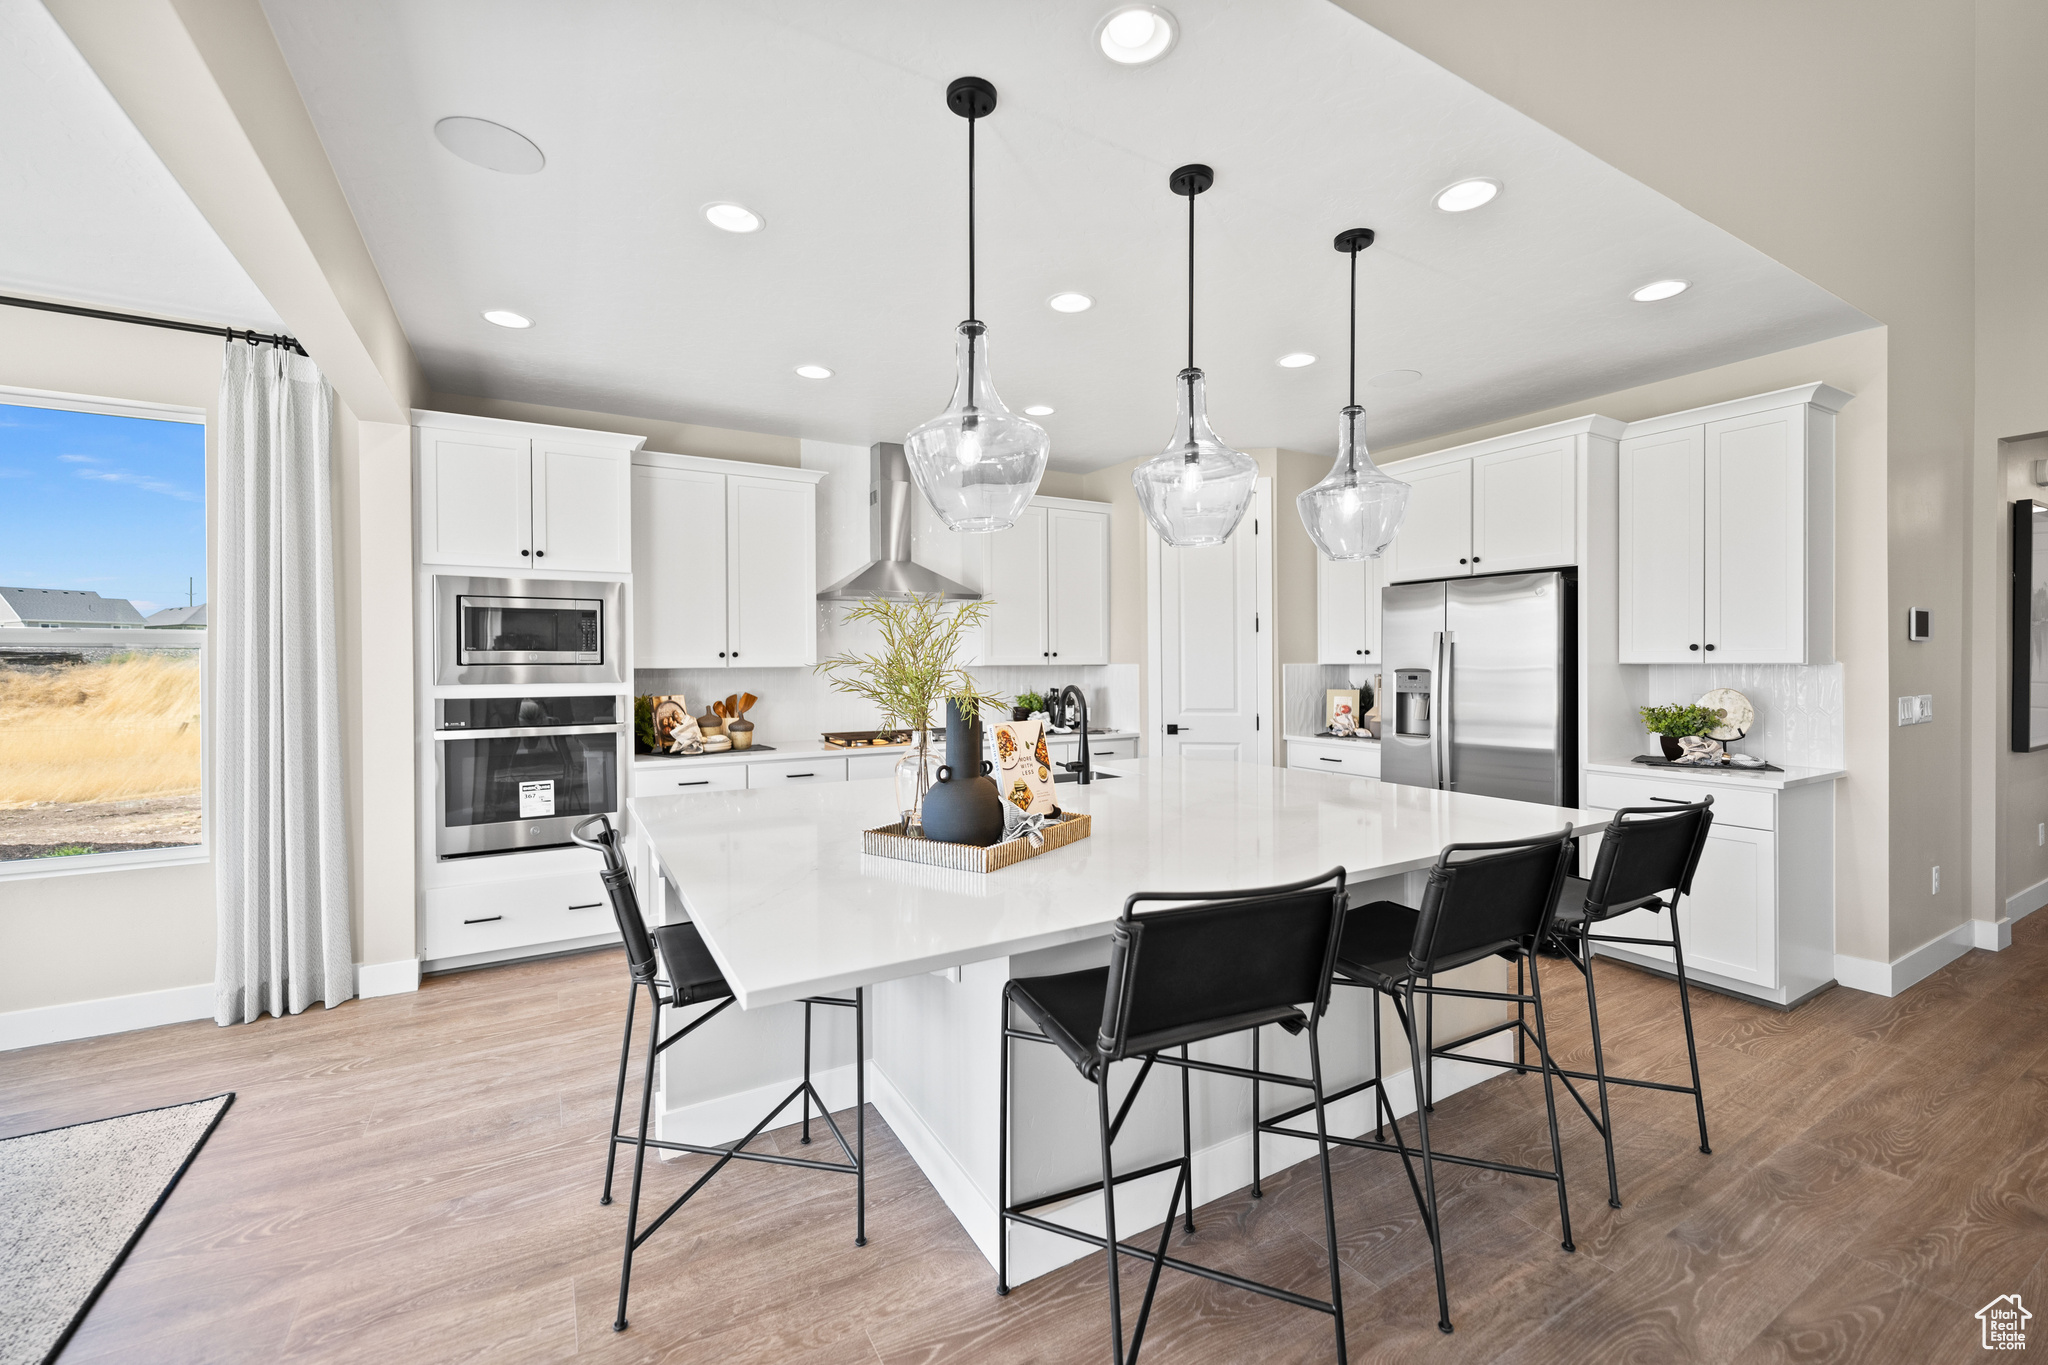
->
[[0, 586, 148, 628], [144, 603, 208, 629]]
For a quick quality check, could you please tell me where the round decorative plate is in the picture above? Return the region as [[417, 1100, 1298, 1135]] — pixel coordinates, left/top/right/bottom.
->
[[1698, 687, 1754, 741]]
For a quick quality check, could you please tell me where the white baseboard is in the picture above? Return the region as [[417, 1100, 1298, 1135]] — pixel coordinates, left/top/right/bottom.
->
[[1835, 921, 1976, 997], [2005, 873, 2048, 924], [1973, 918, 2013, 952], [358, 958, 421, 998], [870, 1031, 1518, 1286], [0, 982, 214, 1051], [658, 1061, 861, 1149]]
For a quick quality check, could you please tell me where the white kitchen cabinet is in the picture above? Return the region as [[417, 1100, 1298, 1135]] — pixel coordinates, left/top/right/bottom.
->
[[417, 416, 641, 573], [1579, 766, 1837, 1008], [1286, 737, 1380, 780], [1316, 554, 1383, 664], [631, 454, 823, 669], [1386, 462, 1472, 583], [1471, 437, 1576, 573], [977, 497, 1111, 666], [1617, 384, 1848, 664]]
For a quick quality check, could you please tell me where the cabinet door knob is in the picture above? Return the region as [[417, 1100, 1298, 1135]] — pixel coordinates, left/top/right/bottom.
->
[[520, 549, 530, 557], [718, 651, 726, 658], [1458, 558, 1467, 565], [1471, 556, 1480, 564], [534, 549, 545, 558], [1703, 643, 1715, 651], [1689, 643, 1700, 651], [1355, 649, 1363, 655]]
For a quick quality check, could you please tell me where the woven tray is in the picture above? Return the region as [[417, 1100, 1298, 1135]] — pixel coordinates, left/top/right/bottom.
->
[[862, 812, 1091, 873]]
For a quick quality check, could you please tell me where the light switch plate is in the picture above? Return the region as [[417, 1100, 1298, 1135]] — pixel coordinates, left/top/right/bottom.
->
[[1897, 694, 1934, 725]]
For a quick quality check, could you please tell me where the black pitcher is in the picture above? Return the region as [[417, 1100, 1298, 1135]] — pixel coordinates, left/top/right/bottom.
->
[[918, 699, 1005, 846]]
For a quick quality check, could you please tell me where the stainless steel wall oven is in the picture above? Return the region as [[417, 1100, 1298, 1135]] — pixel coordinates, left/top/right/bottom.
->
[[434, 694, 623, 857], [434, 575, 623, 685]]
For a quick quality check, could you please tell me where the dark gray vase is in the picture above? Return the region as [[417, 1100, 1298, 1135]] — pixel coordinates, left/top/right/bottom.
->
[[919, 701, 1004, 847]]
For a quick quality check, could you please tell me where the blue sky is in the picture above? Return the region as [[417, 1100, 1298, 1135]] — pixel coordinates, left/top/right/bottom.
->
[[0, 401, 206, 617]]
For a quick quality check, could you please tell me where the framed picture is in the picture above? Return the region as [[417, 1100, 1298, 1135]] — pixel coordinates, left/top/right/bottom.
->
[[2012, 500, 2048, 752], [1325, 688, 1361, 737]]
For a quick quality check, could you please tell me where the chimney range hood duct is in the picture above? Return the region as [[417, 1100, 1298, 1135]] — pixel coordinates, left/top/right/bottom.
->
[[818, 443, 981, 602]]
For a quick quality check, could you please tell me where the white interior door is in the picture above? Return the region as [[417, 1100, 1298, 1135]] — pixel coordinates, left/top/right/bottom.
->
[[633, 464, 728, 668], [533, 440, 631, 572], [1617, 427, 1705, 662], [726, 475, 816, 666], [1155, 484, 1268, 762]]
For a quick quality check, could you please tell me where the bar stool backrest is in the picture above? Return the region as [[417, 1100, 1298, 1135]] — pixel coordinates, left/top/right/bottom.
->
[[1409, 828, 1575, 975], [1097, 867, 1349, 1065], [1583, 797, 1715, 918], [570, 814, 659, 984]]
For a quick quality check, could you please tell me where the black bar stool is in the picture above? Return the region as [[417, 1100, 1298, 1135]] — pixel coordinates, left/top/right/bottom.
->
[[571, 815, 866, 1334], [998, 867, 1352, 1365], [1267, 828, 1577, 1336]]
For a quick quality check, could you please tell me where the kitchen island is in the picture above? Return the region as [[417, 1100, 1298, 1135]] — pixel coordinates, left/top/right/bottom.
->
[[631, 757, 1604, 1283]]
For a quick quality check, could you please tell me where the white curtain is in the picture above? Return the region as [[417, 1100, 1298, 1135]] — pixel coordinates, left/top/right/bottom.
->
[[214, 341, 354, 1025]]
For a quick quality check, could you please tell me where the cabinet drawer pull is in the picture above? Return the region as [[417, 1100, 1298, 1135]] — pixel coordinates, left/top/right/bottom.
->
[[1319, 756, 1343, 763], [676, 779, 709, 787], [463, 915, 503, 925], [784, 771, 815, 779], [1649, 796, 1690, 804], [569, 901, 603, 910]]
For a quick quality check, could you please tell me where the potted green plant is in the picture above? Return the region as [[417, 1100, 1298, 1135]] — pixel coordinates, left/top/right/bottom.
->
[[1013, 690, 1045, 722], [1639, 702, 1720, 760], [815, 595, 1006, 834]]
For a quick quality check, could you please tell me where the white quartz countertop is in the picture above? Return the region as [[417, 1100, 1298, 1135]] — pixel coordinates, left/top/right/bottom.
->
[[633, 730, 1137, 770], [1585, 759, 1845, 791], [632, 756, 1606, 1008]]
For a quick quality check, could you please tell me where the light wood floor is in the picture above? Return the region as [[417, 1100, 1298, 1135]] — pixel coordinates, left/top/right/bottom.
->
[[6, 913, 2046, 1364]]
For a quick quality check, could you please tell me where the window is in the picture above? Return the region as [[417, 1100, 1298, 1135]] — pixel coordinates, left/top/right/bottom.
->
[[0, 389, 206, 869]]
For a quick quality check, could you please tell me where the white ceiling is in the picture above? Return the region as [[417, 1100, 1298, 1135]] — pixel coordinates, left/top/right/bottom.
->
[[261, 0, 1873, 471], [0, 0, 281, 331]]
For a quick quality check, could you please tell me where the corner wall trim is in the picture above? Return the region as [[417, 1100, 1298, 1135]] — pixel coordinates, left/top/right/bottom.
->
[[0, 982, 214, 1051], [1834, 920, 1976, 998], [358, 959, 421, 998]]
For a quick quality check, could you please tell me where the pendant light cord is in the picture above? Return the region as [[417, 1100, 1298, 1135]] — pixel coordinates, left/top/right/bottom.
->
[[1348, 244, 1358, 409], [967, 112, 977, 322], [1186, 189, 1196, 372]]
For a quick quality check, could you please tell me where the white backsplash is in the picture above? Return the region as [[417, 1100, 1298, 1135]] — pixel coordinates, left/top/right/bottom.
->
[[1622, 663, 1843, 769]]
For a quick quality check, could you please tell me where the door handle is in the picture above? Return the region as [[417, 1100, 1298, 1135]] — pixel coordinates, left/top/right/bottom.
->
[[1427, 632, 1444, 789], [1441, 635, 1455, 789], [1166, 724, 1189, 734]]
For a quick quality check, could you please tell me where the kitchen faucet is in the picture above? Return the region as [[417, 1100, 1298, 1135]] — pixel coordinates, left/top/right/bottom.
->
[[1049, 684, 1093, 785]]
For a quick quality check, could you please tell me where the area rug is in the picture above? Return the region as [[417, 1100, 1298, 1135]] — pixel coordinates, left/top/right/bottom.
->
[[0, 1093, 234, 1365]]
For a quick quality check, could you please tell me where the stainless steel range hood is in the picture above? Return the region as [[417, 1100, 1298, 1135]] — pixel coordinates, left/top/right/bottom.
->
[[818, 443, 980, 601]]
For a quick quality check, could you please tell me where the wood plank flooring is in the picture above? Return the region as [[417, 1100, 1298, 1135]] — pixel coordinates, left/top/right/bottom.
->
[[4, 912, 2045, 1363]]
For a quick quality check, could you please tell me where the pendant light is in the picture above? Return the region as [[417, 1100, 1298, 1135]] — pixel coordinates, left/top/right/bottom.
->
[[904, 76, 1050, 534], [1132, 164, 1258, 548], [1297, 228, 1409, 560]]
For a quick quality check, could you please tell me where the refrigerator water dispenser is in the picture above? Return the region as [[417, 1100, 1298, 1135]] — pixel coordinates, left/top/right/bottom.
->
[[1394, 669, 1432, 738]]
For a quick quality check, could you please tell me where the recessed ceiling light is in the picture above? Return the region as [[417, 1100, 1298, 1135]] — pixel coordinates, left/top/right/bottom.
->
[[1047, 292, 1094, 313], [434, 117, 545, 174], [1276, 352, 1316, 368], [1434, 178, 1500, 213], [1024, 404, 1055, 416], [794, 364, 833, 380], [704, 202, 764, 233], [1632, 278, 1690, 302], [482, 309, 532, 328], [1095, 5, 1178, 65], [1368, 369, 1423, 388]]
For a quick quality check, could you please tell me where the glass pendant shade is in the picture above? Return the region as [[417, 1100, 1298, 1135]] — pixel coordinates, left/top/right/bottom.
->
[[1133, 367, 1258, 547], [1298, 404, 1409, 560], [905, 320, 1049, 533]]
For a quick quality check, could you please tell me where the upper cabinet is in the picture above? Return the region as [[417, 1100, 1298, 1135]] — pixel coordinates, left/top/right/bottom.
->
[[416, 416, 640, 573], [633, 455, 822, 669], [1382, 421, 1610, 585], [1316, 554, 1382, 664], [1618, 384, 1849, 664], [978, 497, 1112, 665]]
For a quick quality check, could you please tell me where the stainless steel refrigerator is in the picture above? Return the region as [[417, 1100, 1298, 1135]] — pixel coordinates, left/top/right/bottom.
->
[[1380, 571, 1576, 807]]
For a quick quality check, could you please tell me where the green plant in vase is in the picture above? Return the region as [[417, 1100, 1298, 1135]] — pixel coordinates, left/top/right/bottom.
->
[[1014, 689, 1045, 721], [1639, 701, 1720, 759], [815, 594, 1006, 833]]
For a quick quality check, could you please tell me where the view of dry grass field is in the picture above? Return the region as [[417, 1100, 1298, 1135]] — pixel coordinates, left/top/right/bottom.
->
[[0, 653, 201, 859]]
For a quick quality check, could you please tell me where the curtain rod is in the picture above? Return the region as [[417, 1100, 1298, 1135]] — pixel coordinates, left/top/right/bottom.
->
[[0, 292, 306, 355]]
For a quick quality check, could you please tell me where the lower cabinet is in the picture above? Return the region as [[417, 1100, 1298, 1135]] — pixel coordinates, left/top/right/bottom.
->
[[419, 869, 619, 961], [1286, 738, 1381, 779], [637, 764, 749, 795], [746, 756, 848, 787], [1580, 771, 1834, 1007]]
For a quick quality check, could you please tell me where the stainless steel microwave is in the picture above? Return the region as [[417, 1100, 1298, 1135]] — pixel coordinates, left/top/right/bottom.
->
[[434, 575, 624, 685]]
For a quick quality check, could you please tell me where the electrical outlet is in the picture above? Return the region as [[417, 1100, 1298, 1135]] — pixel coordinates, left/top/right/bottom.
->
[[1932, 865, 1941, 895], [2038, 823, 2044, 847]]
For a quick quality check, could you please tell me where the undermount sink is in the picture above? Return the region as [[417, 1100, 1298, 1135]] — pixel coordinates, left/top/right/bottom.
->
[[1052, 770, 1121, 783]]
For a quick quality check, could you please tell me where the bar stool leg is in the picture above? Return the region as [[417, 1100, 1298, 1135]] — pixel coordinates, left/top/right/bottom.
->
[[1180, 1044, 1196, 1233], [1576, 924, 1621, 1208], [1402, 980, 1452, 1335], [1669, 912, 1712, 1155], [1527, 951, 1575, 1254], [614, 981, 662, 1333], [997, 989, 1011, 1295], [855, 986, 868, 1247], [1515, 955, 1528, 1070], [1250, 1025, 1263, 1199], [1306, 1026, 1350, 1365], [601, 979, 639, 1205], [1424, 981, 1437, 1113], [1371, 988, 1386, 1142], [801, 999, 813, 1145], [1097, 1068, 1127, 1365]]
